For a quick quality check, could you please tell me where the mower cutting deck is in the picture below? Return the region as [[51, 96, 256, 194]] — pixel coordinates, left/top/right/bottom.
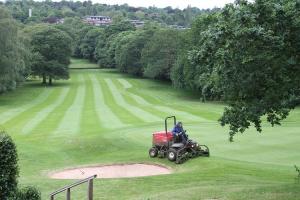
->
[[149, 116, 209, 164]]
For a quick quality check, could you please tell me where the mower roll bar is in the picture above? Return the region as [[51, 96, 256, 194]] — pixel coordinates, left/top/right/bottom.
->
[[165, 116, 176, 148], [165, 116, 176, 134]]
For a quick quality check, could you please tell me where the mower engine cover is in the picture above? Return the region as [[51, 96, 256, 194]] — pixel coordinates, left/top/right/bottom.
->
[[153, 131, 173, 146]]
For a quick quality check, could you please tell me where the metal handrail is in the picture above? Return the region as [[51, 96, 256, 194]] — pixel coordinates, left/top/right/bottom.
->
[[50, 175, 97, 200]]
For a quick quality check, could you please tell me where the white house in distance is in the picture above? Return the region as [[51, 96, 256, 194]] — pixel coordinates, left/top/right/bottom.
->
[[83, 16, 145, 27], [84, 16, 112, 26]]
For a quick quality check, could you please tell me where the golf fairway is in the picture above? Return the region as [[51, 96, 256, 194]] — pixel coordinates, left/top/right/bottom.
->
[[0, 60, 299, 199]]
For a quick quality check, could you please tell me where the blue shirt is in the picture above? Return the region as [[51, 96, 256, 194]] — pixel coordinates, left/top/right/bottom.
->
[[172, 125, 183, 137]]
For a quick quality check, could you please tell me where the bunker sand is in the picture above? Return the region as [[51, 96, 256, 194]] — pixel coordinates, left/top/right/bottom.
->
[[49, 163, 172, 179]]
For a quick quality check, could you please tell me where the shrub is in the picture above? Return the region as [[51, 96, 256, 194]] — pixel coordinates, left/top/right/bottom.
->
[[0, 131, 19, 200], [15, 186, 41, 200]]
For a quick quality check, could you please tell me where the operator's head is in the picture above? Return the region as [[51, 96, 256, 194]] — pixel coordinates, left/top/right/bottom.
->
[[177, 122, 182, 127]]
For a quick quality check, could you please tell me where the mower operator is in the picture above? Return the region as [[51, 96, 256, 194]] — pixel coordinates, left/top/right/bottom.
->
[[172, 122, 188, 143]]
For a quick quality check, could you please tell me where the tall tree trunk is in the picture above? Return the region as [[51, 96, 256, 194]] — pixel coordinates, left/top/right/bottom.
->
[[49, 76, 52, 85], [42, 74, 46, 84]]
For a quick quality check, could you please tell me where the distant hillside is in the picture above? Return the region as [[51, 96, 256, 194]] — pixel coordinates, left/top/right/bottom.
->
[[2, 0, 216, 26]]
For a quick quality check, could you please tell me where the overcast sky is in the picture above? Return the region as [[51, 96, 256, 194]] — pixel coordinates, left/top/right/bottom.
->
[[93, 0, 236, 9]]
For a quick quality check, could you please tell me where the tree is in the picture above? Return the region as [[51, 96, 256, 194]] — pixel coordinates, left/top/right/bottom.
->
[[0, 130, 41, 199], [0, 6, 29, 93], [106, 31, 133, 69], [80, 27, 103, 61], [115, 24, 158, 76], [72, 23, 93, 58], [142, 28, 183, 80], [29, 25, 72, 85], [218, 0, 300, 140], [188, 0, 300, 140], [183, 12, 223, 100], [0, 131, 19, 200], [95, 20, 135, 68]]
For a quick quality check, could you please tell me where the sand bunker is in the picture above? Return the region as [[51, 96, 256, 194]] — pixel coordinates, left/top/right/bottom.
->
[[49, 163, 172, 179]]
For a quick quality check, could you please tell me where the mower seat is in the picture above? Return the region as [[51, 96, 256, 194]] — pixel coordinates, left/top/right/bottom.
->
[[171, 143, 184, 148], [173, 135, 182, 143]]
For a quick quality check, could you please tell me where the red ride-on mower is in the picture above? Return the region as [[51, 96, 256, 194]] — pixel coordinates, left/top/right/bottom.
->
[[149, 116, 209, 164]]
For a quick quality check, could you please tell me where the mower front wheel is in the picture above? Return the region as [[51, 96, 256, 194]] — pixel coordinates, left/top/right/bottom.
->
[[167, 148, 177, 162], [149, 147, 158, 158]]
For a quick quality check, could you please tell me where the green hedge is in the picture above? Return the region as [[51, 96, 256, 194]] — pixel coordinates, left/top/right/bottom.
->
[[15, 186, 41, 200]]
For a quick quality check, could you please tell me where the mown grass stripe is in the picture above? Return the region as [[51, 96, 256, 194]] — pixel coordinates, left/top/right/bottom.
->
[[128, 79, 217, 121], [117, 79, 208, 122], [125, 90, 151, 106], [97, 78, 142, 125], [126, 79, 163, 105], [1, 88, 64, 134], [0, 89, 51, 125], [112, 79, 166, 119], [54, 75, 85, 135], [117, 78, 132, 89], [89, 74, 124, 129], [153, 106, 208, 122], [80, 73, 103, 134], [30, 77, 79, 137], [104, 78, 161, 122], [21, 87, 70, 134]]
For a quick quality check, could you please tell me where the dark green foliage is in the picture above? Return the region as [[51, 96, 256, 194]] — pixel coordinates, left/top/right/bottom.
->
[[142, 29, 183, 80], [187, 0, 300, 140], [104, 20, 135, 37], [116, 31, 146, 75], [29, 25, 72, 84], [0, 131, 19, 200], [74, 26, 91, 58], [80, 27, 104, 61], [115, 26, 157, 76], [0, 131, 41, 199], [95, 20, 135, 68], [108, 31, 133, 70], [171, 54, 188, 89], [4, 0, 205, 26], [0, 7, 31, 93], [15, 186, 41, 200]]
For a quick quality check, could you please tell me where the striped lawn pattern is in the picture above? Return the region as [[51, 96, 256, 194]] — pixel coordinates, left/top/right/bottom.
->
[[89, 74, 124, 129], [54, 76, 85, 135], [117, 78, 132, 89], [1, 64, 299, 200], [0, 70, 213, 136], [115, 79, 207, 122], [0, 89, 51, 124], [22, 87, 70, 134], [104, 78, 161, 122]]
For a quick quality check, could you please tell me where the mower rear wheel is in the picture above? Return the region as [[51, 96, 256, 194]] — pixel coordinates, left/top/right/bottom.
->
[[149, 147, 158, 158], [167, 148, 177, 162]]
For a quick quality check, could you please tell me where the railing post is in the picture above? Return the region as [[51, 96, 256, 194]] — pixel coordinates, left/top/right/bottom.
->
[[50, 175, 96, 200], [88, 179, 93, 200], [66, 188, 71, 200]]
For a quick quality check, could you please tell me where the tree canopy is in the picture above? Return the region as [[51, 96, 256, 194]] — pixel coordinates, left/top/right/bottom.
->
[[29, 25, 72, 84], [0, 6, 30, 93], [4, 0, 210, 26], [187, 0, 300, 140]]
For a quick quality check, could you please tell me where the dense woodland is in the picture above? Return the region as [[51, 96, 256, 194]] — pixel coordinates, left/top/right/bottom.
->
[[2, 0, 207, 26], [0, 0, 299, 139]]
